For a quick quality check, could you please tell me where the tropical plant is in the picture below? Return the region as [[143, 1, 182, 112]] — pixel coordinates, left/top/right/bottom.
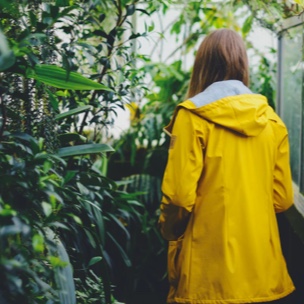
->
[[1, 0, 303, 303], [0, 132, 76, 304], [0, 0, 159, 303], [110, 0, 303, 180]]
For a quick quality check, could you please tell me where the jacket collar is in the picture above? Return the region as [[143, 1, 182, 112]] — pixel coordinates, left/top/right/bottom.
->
[[190, 80, 253, 107]]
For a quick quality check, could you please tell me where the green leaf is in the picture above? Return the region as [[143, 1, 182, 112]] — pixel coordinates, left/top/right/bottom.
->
[[148, 23, 155, 32], [46, 88, 59, 111], [49, 256, 68, 268], [45, 228, 76, 303], [68, 213, 82, 225], [10, 132, 40, 155], [90, 201, 105, 245], [35, 153, 67, 166], [56, 0, 69, 6], [63, 170, 77, 184], [42, 202, 52, 217], [0, 208, 17, 217], [107, 232, 132, 268], [242, 15, 253, 36], [126, 4, 135, 16], [93, 154, 108, 176], [55, 105, 92, 120], [0, 30, 15, 71], [32, 233, 45, 253], [107, 213, 130, 240], [20, 33, 47, 47], [26, 64, 113, 91], [0, 51, 15, 71], [0, 0, 14, 12], [88, 256, 102, 267], [57, 144, 114, 158]]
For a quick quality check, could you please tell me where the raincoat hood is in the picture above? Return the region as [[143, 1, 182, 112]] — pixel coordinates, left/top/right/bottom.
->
[[165, 80, 270, 137]]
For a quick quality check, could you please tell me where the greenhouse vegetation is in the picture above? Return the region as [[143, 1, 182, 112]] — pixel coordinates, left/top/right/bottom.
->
[[0, 0, 302, 303]]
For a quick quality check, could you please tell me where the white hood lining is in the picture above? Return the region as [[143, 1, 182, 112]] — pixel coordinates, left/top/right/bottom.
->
[[190, 80, 253, 108]]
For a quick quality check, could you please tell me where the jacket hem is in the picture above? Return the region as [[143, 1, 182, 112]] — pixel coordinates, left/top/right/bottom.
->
[[167, 286, 295, 303]]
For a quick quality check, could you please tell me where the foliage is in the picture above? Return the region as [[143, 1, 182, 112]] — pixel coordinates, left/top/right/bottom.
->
[[0, 130, 156, 303], [250, 53, 277, 110], [0, 0, 147, 142], [0, 133, 74, 303], [0, 0, 301, 303], [0, 0, 160, 302], [110, 0, 301, 175], [241, 0, 303, 32]]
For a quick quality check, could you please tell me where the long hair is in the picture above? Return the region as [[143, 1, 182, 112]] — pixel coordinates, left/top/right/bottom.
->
[[187, 29, 249, 98]]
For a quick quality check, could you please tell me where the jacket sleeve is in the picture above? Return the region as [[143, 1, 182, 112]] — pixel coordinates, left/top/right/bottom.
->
[[273, 133, 294, 213], [159, 108, 204, 240]]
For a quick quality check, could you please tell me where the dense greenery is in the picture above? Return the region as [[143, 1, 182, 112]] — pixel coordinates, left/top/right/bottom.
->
[[0, 0, 302, 303]]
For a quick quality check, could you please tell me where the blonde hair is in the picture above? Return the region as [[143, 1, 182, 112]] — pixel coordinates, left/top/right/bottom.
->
[[187, 29, 249, 98]]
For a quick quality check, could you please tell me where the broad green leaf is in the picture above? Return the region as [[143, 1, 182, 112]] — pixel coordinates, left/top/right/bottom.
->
[[26, 64, 113, 91], [57, 144, 114, 157], [88, 256, 102, 267], [242, 15, 253, 36], [10, 132, 40, 155], [55, 105, 92, 120]]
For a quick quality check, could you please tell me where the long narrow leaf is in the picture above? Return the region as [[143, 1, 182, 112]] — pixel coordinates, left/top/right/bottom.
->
[[57, 144, 114, 157], [107, 232, 132, 268], [55, 106, 92, 121], [107, 213, 130, 241], [26, 64, 113, 91], [45, 228, 76, 304], [10, 132, 40, 154]]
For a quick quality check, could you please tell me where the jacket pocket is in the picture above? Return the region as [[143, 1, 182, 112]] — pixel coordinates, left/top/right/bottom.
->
[[167, 238, 183, 287]]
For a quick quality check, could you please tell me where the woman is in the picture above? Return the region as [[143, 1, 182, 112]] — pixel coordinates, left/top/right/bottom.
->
[[159, 29, 295, 304]]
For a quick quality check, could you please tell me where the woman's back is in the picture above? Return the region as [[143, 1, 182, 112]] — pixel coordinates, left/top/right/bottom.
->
[[159, 29, 295, 304]]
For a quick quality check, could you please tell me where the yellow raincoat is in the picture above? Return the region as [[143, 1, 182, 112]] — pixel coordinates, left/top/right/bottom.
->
[[159, 80, 295, 303]]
